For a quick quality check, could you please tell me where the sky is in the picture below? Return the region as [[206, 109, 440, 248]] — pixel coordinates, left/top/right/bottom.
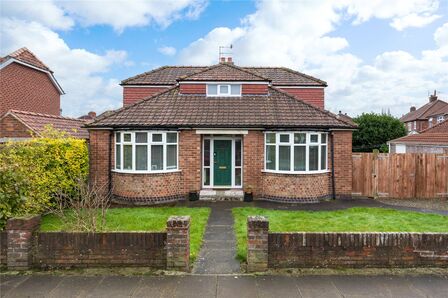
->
[[1, 0, 448, 118]]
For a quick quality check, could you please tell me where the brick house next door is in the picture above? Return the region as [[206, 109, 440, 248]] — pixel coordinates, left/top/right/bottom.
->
[[202, 134, 243, 189]]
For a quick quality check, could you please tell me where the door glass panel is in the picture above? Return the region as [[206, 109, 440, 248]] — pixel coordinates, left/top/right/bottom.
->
[[235, 140, 241, 167], [136, 145, 148, 170], [235, 168, 242, 186], [204, 139, 210, 166], [204, 168, 210, 186], [309, 145, 318, 171], [294, 146, 306, 171], [266, 145, 276, 170], [279, 146, 291, 171], [151, 145, 163, 170]]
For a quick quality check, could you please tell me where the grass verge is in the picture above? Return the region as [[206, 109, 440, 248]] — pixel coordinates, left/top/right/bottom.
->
[[232, 207, 448, 261], [40, 207, 211, 261]]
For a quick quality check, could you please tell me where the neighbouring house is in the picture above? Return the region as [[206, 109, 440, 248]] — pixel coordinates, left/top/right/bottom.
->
[[0, 47, 88, 140], [336, 111, 356, 126], [400, 91, 448, 134], [0, 47, 64, 116], [388, 118, 448, 153], [121, 57, 327, 109], [0, 110, 89, 141], [87, 59, 356, 204]]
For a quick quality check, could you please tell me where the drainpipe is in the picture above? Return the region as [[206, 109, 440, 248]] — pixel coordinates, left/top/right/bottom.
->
[[108, 131, 113, 195], [330, 131, 336, 200]]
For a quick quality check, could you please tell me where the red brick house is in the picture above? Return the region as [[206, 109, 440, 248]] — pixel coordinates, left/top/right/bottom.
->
[[400, 92, 448, 134], [0, 47, 64, 116], [87, 61, 355, 204], [0, 48, 88, 140], [389, 119, 448, 153]]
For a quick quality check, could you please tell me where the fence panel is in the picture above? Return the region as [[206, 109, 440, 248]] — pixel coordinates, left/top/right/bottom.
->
[[352, 153, 448, 199]]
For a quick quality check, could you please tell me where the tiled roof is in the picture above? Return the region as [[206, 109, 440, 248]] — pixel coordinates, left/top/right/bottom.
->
[[87, 86, 354, 129], [1, 47, 51, 72], [4, 110, 89, 139], [389, 119, 448, 145], [178, 63, 269, 81], [121, 65, 327, 86], [400, 100, 448, 122]]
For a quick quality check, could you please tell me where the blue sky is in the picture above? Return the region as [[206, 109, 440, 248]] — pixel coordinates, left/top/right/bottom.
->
[[1, 0, 448, 117]]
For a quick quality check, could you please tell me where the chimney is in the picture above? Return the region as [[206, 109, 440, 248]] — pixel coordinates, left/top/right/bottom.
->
[[410, 106, 416, 112], [227, 57, 233, 64], [88, 111, 96, 119], [429, 90, 437, 102], [220, 57, 226, 63]]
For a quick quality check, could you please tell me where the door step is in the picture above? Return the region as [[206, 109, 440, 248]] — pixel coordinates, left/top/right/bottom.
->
[[199, 189, 244, 201]]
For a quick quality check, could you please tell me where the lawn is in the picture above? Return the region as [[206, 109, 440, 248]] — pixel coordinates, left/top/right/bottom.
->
[[40, 207, 211, 261], [232, 207, 448, 261]]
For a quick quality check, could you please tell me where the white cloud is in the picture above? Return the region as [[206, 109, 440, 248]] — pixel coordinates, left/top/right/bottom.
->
[[0, 19, 125, 116], [434, 22, 448, 47], [158, 46, 177, 56], [179, 0, 447, 117]]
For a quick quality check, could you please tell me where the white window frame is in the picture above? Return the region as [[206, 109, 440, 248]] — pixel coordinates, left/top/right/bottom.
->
[[437, 115, 444, 123], [114, 131, 179, 174], [263, 131, 329, 174], [206, 84, 241, 97]]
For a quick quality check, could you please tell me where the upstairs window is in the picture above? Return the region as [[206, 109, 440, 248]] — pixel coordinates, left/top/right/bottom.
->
[[207, 84, 241, 97], [437, 115, 444, 123]]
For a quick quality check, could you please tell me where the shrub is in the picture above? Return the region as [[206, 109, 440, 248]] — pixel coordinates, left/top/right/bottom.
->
[[0, 127, 88, 228]]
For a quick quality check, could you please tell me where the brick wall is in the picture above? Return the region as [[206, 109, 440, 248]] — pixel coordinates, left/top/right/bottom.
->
[[179, 84, 206, 94], [178, 130, 202, 193], [279, 88, 324, 109], [34, 232, 167, 268], [0, 114, 33, 138], [242, 84, 268, 95], [332, 130, 353, 198], [247, 216, 448, 272], [123, 86, 169, 106], [0, 231, 6, 266], [89, 130, 112, 191], [0, 63, 60, 115], [243, 131, 264, 196], [112, 171, 185, 204], [261, 172, 330, 202]]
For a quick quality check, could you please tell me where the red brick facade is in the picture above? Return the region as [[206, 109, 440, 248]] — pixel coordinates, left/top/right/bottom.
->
[[0, 63, 60, 116], [278, 87, 325, 109], [0, 114, 32, 138], [123, 86, 169, 106], [179, 84, 206, 94], [89, 129, 353, 204], [242, 84, 269, 95]]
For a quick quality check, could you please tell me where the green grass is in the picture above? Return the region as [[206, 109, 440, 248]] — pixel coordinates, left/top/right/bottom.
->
[[40, 207, 211, 261], [232, 207, 448, 261]]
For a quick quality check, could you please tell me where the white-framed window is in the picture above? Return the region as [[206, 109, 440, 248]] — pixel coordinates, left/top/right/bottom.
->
[[437, 115, 444, 123], [207, 84, 241, 97], [413, 121, 417, 129], [115, 131, 178, 173], [407, 122, 412, 131], [264, 132, 328, 174], [429, 118, 433, 128]]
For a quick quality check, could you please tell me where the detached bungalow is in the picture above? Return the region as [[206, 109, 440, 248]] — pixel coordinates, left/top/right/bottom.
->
[[87, 60, 355, 204]]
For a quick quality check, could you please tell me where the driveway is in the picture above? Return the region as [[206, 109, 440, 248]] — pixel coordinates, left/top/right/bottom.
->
[[2, 274, 448, 297]]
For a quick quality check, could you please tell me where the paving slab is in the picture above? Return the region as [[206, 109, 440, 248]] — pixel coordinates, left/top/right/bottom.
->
[[295, 276, 343, 298], [87, 276, 141, 298], [406, 275, 448, 298], [367, 276, 425, 298], [47, 276, 103, 298], [133, 276, 177, 298], [331, 275, 391, 297], [217, 276, 257, 298], [0, 275, 29, 297], [255, 276, 301, 298], [172, 275, 216, 298], [3, 275, 63, 298]]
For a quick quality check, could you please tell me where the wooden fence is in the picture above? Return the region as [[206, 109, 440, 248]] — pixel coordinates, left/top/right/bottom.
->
[[352, 153, 448, 199]]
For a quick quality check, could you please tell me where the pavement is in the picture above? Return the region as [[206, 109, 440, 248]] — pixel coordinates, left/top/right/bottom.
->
[[2, 274, 448, 297]]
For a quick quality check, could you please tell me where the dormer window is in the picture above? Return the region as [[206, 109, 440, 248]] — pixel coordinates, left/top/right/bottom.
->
[[207, 84, 241, 97]]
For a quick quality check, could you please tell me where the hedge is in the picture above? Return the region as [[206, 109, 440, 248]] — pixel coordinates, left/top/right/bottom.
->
[[0, 129, 88, 228]]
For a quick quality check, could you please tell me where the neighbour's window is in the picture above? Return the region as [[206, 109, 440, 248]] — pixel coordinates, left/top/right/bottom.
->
[[115, 131, 178, 172], [437, 115, 444, 123], [265, 132, 328, 173], [207, 84, 241, 96]]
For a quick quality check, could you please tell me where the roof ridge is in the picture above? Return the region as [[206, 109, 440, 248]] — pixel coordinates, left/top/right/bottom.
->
[[9, 109, 86, 122], [278, 67, 327, 86], [268, 86, 355, 128], [222, 63, 271, 81], [86, 85, 179, 127], [121, 66, 169, 85], [7, 47, 52, 72], [177, 63, 270, 81]]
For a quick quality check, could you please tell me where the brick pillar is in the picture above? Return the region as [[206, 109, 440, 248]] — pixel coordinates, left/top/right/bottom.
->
[[247, 216, 269, 272], [166, 216, 190, 272], [6, 215, 41, 270]]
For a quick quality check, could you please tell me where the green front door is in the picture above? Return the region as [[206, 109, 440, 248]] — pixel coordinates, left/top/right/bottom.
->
[[213, 140, 232, 186]]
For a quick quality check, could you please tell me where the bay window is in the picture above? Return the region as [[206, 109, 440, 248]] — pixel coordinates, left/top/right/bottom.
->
[[115, 131, 178, 173], [265, 132, 328, 173]]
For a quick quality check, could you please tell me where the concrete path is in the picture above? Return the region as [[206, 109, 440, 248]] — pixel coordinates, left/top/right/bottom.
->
[[192, 205, 240, 274], [2, 274, 448, 297]]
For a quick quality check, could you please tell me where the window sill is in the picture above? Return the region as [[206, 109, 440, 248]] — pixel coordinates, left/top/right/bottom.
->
[[112, 169, 181, 175], [262, 170, 330, 175]]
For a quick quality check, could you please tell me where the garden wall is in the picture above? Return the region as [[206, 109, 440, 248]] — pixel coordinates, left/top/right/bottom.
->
[[3, 215, 190, 272], [247, 216, 448, 272], [34, 232, 166, 268]]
